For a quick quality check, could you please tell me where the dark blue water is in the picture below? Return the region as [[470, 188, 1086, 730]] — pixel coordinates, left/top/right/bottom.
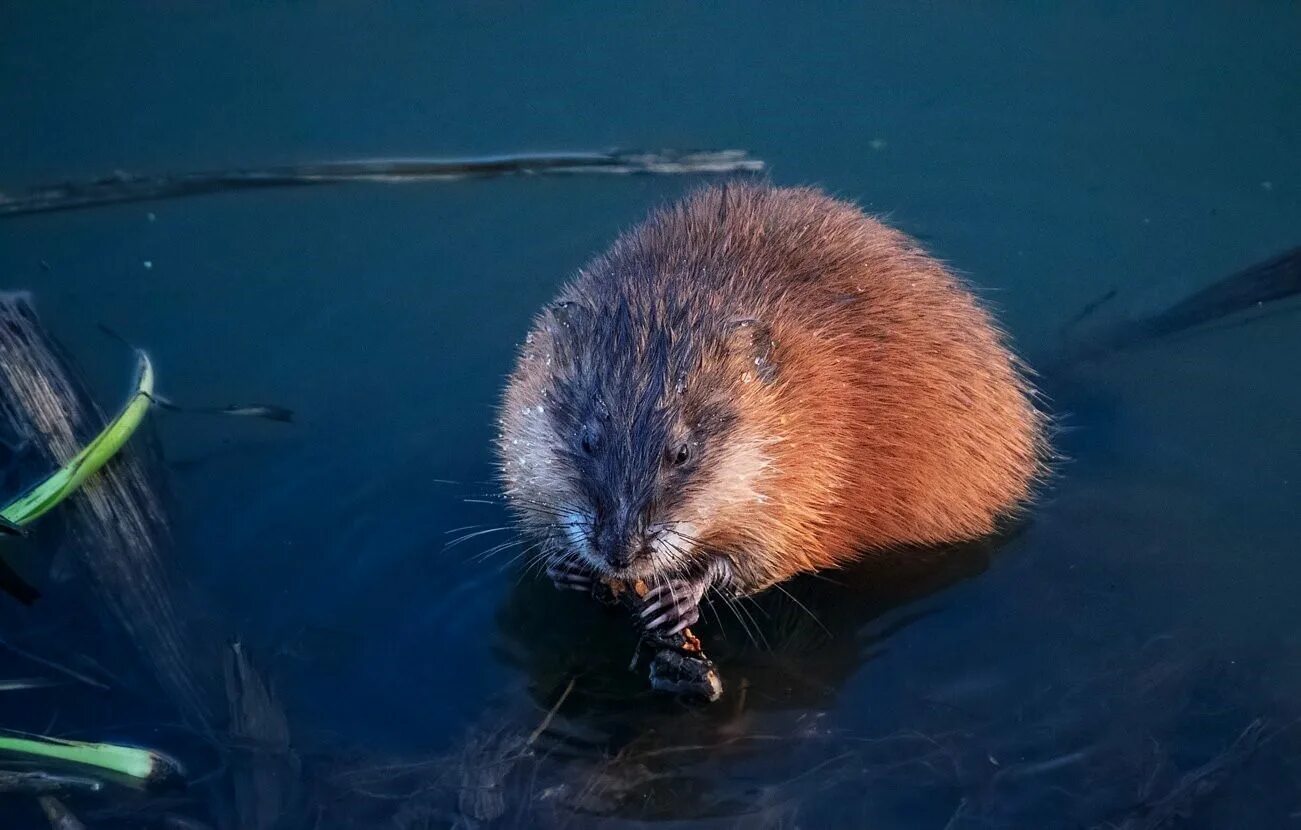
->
[[1, 4, 1299, 827]]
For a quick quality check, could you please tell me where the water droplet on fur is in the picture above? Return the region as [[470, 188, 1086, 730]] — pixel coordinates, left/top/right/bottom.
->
[[741, 372, 753, 384]]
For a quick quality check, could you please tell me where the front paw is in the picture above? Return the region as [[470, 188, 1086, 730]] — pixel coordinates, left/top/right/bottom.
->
[[546, 557, 593, 592], [639, 578, 708, 636]]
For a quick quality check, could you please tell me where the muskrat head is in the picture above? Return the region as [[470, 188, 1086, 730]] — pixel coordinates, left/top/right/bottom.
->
[[498, 295, 780, 582]]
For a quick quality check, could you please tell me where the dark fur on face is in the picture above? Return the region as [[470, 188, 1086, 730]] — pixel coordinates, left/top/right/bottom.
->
[[542, 287, 750, 573]]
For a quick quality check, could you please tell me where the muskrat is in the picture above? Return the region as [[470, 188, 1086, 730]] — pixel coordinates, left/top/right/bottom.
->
[[498, 183, 1048, 635]]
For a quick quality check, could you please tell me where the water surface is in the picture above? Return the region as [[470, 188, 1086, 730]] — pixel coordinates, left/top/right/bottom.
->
[[1, 4, 1299, 827]]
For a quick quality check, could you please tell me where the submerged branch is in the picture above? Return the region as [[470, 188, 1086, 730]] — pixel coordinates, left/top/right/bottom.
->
[[1061, 245, 1301, 363], [0, 770, 103, 795], [1110, 718, 1270, 830], [38, 795, 86, 830], [1127, 246, 1301, 342], [0, 149, 766, 217]]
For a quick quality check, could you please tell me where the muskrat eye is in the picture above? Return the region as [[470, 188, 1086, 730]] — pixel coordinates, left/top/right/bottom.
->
[[671, 443, 691, 466], [580, 426, 599, 456]]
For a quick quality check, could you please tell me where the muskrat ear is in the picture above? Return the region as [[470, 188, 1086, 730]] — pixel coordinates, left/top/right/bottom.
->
[[727, 318, 779, 383], [548, 299, 588, 328], [545, 299, 591, 371]]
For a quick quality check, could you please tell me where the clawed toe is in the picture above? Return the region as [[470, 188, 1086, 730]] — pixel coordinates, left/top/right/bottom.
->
[[639, 580, 705, 635], [648, 605, 700, 635], [547, 558, 593, 592]]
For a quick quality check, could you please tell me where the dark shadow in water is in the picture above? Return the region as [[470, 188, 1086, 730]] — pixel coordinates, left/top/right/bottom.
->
[[460, 536, 1002, 821], [494, 534, 1001, 716]]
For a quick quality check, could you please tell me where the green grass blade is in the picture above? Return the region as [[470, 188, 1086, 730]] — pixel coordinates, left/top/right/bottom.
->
[[0, 733, 166, 781], [0, 352, 154, 527]]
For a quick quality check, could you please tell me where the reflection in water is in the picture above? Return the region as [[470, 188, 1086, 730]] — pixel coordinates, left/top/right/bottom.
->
[[496, 536, 997, 715]]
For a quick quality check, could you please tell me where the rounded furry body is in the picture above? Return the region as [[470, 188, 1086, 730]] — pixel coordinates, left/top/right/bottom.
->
[[498, 184, 1047, 601]]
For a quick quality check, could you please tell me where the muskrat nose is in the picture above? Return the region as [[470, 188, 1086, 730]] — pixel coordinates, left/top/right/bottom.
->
[[592, 521, 626, 566], [605, 542, 651, 569], [594, 522, 647, 569], [606, 550, 633, 568], [594, 498, 646, 568]]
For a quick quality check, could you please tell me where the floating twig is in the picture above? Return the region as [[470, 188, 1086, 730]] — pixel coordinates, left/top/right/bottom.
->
[[525, 676, 577, 748], [0, 677, 63, 692], [0, 149, 766, 217]]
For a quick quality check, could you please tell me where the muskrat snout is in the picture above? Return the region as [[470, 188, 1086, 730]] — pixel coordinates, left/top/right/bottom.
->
[[592, 514, 650, 570]]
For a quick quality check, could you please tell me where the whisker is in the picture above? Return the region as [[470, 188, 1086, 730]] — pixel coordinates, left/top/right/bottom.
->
[[703, 590, 726, 630], [444, 523, 486, 535], [498, 499, 573, 520], [518, 531, 567, 585], [737, 597, 771, 649], [771, 583, 830, 636], [711, 585, 759, 648], [729, 592, 771, 650], [656, 536, 693, 573], [444, 526, 513, 549], [471, 538, 527, 563], [463, 496, 561, 516], [502, 541, 546, 572], [665, 527, 713, 549]]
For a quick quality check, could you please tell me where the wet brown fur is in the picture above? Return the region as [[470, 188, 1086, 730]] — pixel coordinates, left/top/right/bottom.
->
[[498, 183, 1048, 594]]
